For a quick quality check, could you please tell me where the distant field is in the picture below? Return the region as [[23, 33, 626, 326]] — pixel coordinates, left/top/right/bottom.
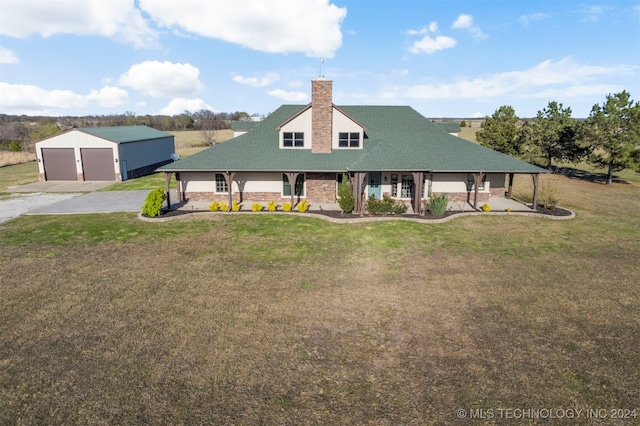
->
[[169, 129, 234, 151], [457, 127, 480, 143], [0, 151, 36, 168]]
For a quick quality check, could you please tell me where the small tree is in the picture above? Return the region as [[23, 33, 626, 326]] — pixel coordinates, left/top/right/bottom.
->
[[476, 106, 521, 156], [337, 173, 354, 213], [460, 120, 467, 128], [141, 188, 167, 217], [582, 91, 640, 185]]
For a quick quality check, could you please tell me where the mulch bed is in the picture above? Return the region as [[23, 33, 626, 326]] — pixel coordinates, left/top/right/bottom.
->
[[144, 205, 572, 220]]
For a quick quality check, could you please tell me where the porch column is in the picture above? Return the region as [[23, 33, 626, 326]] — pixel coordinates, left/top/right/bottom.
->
[[224, 171, 236, 210], [412, 172, 424, 214], [285, 172, 300, 207], [472, 172, 485, 210], [506, 173, 514, 199], [164, 172, 172, 210], [531, 173, 540, 210], [175, 172, 183, 202], [350, 172, 366, 215]]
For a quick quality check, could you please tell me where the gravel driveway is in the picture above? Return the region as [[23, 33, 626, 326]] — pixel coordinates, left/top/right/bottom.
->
[[0, 190, 151, 224], [0, 193, 81, 224]]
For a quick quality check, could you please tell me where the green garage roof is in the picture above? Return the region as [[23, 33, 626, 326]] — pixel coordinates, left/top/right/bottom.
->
[[79, 125, 173, 144], [159, 105, 544, 174]]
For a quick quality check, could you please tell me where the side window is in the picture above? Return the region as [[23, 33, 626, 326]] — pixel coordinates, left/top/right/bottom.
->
[[215, 173, 228, 193]]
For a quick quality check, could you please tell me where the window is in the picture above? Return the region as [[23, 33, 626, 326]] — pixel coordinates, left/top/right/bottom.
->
[[215, 173, 228, 193], [283, 132, 304, 147], [467, 174, 486, 191], [338, 132, 360, 148], [401, 175, 414, 198], [283, 174, 305, 196], [390, 174, 398, 197]]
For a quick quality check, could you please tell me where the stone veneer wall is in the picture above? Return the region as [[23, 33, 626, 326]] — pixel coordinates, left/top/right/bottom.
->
[[311, 79, 333, 154], [306, 172, 336, 203]]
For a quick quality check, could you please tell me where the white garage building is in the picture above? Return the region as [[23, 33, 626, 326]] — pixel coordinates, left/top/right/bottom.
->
[[35, 125, 175, 181]]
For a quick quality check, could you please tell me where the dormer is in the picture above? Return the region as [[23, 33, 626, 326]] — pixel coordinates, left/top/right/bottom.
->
[[276, 79, 366, 152]]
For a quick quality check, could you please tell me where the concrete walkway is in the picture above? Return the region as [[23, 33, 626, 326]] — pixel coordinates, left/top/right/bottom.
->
[[169, 196, 532, 213]]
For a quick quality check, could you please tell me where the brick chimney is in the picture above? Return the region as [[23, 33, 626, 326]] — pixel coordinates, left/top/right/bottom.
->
[[311, 79, 333, 154]]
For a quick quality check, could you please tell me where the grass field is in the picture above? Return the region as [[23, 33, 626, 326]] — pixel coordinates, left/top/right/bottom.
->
[[1, 170, 639, 424]]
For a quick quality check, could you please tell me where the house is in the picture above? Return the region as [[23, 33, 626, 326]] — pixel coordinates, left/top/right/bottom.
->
[[158, 79, 545, 213], [35, 125, 175, 181], [231, 120, 260, 138], [432, 121, 461, 136]]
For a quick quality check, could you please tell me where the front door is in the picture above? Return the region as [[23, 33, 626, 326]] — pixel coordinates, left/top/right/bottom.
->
[[367, 172, 381, 199]]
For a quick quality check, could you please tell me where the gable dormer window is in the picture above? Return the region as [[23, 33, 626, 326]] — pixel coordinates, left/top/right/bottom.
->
[[283, 132, 304, 148], [338, 132, 360, 148]]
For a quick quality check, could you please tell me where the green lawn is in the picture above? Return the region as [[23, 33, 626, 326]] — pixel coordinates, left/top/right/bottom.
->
[[1, 171, 639, 424], [0, 161, 38, 192]]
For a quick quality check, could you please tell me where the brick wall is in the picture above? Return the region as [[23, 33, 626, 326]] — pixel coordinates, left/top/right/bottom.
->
[[311, 79, 333, 154]]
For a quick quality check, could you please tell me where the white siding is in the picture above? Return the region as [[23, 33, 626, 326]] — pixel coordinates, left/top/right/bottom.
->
[[180, 172, 284, 193], [331, 109, 364, 150], [280, 109, 312, 149]]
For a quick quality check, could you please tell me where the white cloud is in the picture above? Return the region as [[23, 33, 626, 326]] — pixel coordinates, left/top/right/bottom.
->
[[233, 74, 277, 87], [451, 14, 486, 39], [519, 13, 549, 27], [267, 89, 308, 102], [159, 98, 216, 115], [0, 46, 19, 64], [406, 22, 438, 36], [118, 61, 203, 98], [0, 82, 128, 115], [579, 5, 605, 22], [139, 0, 346, 58], [409, 35, 457, 54], [0, 0, 158, 49], [403, 58, 633, 101]]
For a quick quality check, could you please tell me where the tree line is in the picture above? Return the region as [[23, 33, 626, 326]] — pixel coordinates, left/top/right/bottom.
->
[[476, 91, 640, 185], [0, 110, 256, 151]]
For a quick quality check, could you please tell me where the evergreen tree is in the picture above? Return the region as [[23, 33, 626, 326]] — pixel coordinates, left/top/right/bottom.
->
[[476, 106, 521, 156], [582, 91, 640, 185]]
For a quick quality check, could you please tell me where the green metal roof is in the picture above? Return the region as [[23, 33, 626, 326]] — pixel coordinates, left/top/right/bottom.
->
[[433, 121, 462, 133], [230, 121, 260, 132], [159, 105, 544, 174], [79, 125, 173, 144]]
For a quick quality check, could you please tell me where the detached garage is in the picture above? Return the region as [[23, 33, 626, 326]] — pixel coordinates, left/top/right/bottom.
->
[[36, 126, 175, 181]]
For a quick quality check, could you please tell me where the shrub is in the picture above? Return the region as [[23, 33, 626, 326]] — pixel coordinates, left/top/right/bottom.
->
[[427, 193, 448, 216], [231, 200, 240, 211], [8, 141, 22, 152], [141, 188, 166, 217], [219, 202, 229, 212], [208, 201, 220, 212], [337, 173, 354, 213], [481, 203, 491, 212], [296, 199, 309, 212], [282, 202, 292, 212], [505, 207, 512, 212], [252, 203, 264, 212], [460, 120, 467, 128], [366, 194, 407, 215], [267, 200, 278, 211]]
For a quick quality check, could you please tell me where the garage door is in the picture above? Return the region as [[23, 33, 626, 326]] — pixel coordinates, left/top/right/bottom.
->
[[42, 148, 77, 180], [81, 148, 115, 181]]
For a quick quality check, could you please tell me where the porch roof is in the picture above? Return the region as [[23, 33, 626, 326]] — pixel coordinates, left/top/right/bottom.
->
[[158, 105, 545, 174]]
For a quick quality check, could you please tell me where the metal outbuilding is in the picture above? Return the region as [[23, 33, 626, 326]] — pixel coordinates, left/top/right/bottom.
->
[[35, 126, 176, 181]]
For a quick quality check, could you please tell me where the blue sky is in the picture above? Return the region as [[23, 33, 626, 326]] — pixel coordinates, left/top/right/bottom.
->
[[1, 0, 638, 118]]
